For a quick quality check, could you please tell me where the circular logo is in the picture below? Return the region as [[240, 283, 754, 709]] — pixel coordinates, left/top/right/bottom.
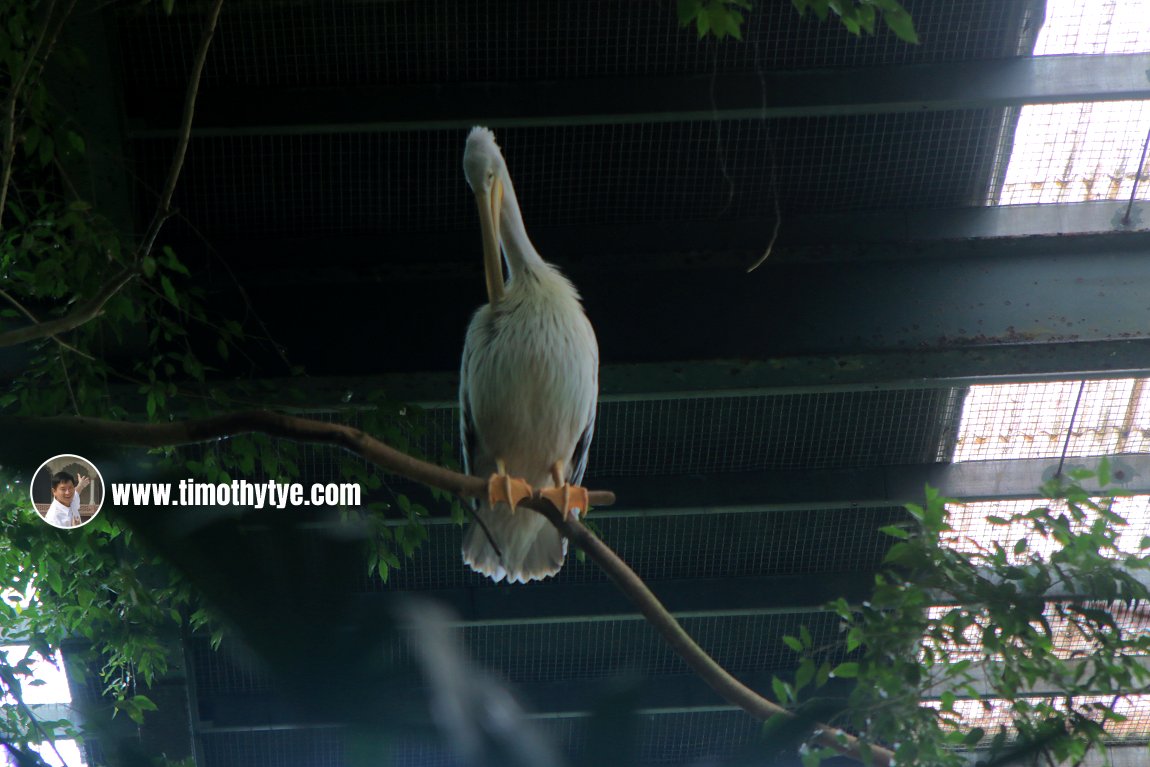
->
[[30, 454, 106, 529]]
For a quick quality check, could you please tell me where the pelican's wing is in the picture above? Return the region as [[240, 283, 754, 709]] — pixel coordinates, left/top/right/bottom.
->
[[568, 377, 598, 485], [566, 414, 595, 487], [459, 344, 479, 507]]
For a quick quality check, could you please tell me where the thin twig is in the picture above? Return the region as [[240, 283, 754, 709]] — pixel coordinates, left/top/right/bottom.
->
[[3, 410, 889, 765], [136, 0, 225, 262], [745, 191, 780, 273], [745, 35, 781, 274], [0, 269, 136, 348], [0, 665, 72, 767], [0, 287, 97, 359], [59, 356, 80, 414], [0, 0, 73, 232]]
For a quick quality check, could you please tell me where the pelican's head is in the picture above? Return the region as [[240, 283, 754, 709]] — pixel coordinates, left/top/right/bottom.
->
[[463, 126, 507, 193], [464, 127, 508, 303]]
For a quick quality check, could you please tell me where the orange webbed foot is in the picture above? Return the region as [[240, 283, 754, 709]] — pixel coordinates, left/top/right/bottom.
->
[[488, 459, 532, 513], [539, 460, 589, 521]]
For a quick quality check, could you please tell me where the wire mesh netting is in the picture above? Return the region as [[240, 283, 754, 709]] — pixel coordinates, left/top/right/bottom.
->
[[942, 695, 1150, 745], [130, 109, 1004, 239], [376, 505, 906, 592], [945, 495, 1150, 561], [269, 386, 962, 493], [196, 709, 769, 767], [953, 378, 1150, 462], [191, 609, 844, 696], [200, 730, 345, 767], [588, 388, 962, 475], [115, 0, 1036, 88], [926, 600, 1150, 663], [461, 611, 843, 683]]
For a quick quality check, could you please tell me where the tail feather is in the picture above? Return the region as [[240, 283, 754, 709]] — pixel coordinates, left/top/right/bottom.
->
[[462, 504, 568, 583]]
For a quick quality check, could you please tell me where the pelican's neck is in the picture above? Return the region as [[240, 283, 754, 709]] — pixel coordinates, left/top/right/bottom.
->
[[498, 174, 546, 277]]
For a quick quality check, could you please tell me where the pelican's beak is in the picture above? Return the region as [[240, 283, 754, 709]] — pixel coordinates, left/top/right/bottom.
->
[[476, 177, 505, 304]]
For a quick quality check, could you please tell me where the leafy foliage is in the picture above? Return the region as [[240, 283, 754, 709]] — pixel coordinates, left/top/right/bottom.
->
[[791, 0, 919, 43], [0, 3, 460, 763], [678, 0, 753, 40], [678, 0, 919, 43], [772, 464, 1150, 765]]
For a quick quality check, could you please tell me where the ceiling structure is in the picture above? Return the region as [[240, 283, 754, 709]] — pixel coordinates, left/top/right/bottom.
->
[[50, 1, 1150, 765]]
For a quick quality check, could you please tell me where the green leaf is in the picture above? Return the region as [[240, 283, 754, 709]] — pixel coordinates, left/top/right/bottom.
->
[[831, 662, 859, 679], [161, 275, 179, 305], [782, 635, 804, 653], [23, 124, 41, 156], [678, 0, 703, 26], [134, 694, 159, 712], [161, 245, 191, 276], [141, 255, 157, 278], [796, 657, 815, 691], [38, 135, 55, 167], [846, 626, 862, 652], [882, 7, 919, 43], [815, 661, 832, 688], [882, 541, 916, 565], [696, 8, 711, 38], [771, 675, 792, 704], [1097, 456, 1111, 486], [879, 524, 909, 539]]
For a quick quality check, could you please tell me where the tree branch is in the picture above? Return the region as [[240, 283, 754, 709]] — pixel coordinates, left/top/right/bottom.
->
[[0, 0, 221, 347], [0, 0, 74, 232], [3, 410, 890, 765], [136, 0, 225, 261], [0, 286, 95, 358], [532, 499, 892, 766], [0, 268, 136, 348]]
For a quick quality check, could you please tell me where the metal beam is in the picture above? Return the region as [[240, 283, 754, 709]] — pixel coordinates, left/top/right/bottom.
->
[[250, 339, 1150, 407], [223, 232, 1150, 378], [197, 202, 1150, 278], [596, 456, 1150, 516], [400, 574, 871, 624], [127, 54, 1150, 136], [194, 673, 784, 726]]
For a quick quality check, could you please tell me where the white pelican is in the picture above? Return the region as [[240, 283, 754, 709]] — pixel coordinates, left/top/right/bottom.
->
[[459, 127, 599, 583]]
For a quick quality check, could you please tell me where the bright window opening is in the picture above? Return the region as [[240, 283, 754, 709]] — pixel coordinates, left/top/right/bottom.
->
[[932, 695, 1150, 743], [992, 0, 1150, 206], [953, 379, 1150, 462], [944, 495, 1150, 560], [1, 645, 84, 767]]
